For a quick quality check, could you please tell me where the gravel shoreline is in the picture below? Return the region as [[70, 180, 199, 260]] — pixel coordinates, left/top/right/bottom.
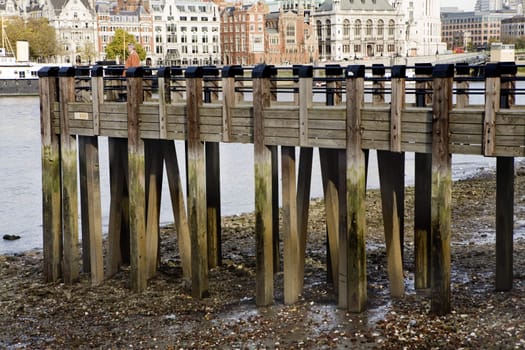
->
[[1, 168, 525, 349]]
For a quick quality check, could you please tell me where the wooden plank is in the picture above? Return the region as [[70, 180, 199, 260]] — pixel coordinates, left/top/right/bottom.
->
[[308, 107, 346, 120], [430, 66, 453, 315], [91, 73, 104, 135], [253, 70, 274, 306], [264, 118, 300, 128], [40, 72, 63, 283], [308, 138, 345, 149], [309, 120, 346, 130], [78, 136, 104, 285], [186, 72, 209, 299], [59, 71, 81, 284], [362, 108, 390, 121], [345, 68, 367, 312]]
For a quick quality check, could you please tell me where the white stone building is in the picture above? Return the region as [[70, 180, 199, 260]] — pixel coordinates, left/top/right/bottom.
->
[[313, 0, 404, 61], [391, 0, 445, 56], [150, 0, 220, 66]]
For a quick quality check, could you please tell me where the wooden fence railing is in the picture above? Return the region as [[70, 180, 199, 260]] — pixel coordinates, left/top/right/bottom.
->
[[39, 62, 520, 315]]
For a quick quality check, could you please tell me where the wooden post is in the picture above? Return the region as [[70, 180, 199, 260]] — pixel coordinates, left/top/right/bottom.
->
[[430, 64, 454, 315], [126, 67, 148, 292], [414, 63, 433, 290], [296, 65, 314, 290], [377, 65, 405, 298], [322, 64, 344, 291], [390, 65, 405, 153], [484, 63, 500, 157], [371, 64, 385, 105], [185, 66, 209, 298], [204, 65, 222, 269], [253, 64, 276, 306], [58, 67, 80, 284], [157, 67, 171, 140], [221, 65, 243, 142], [39, 66, 62, 282], [455, 63, 470, 109], [345, 65, 367, 312], [77, 66, 104, 285], [496, 62, 516, 291]]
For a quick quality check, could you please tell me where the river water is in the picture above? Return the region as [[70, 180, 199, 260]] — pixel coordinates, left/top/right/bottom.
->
[[0, 88, 501, 254]]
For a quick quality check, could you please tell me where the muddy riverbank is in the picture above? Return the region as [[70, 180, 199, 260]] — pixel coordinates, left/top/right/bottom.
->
[[1, 167, 525, 349]]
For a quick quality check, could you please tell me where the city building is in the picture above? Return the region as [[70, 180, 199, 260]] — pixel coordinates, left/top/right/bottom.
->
[[441, 10, 514, 50], [312, 0, 404, 61], [391, 0, 446, 56], [150, 0, 221, 66], [501, 15, 525, 39], [265, 0, 318, 65], [220, 1, 268, 65], [27, 0, 98, 64], [96, 0, 154, 63]]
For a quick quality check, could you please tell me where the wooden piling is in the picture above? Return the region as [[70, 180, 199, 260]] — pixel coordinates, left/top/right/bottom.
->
[[145, 140, 163, 279], [39, 67, 63, 283], [345, 65, 367, 312], [58, 67, 81, 284], [126, 67, 148, 292], [414, 63, 434, 290], [430, 64, 454, 315], [253, 64, 275, 306], [186, 66, 209, 298], [495, 62, 516, 291], [221, 66, 243, 142], [455, 63, 470, 109]]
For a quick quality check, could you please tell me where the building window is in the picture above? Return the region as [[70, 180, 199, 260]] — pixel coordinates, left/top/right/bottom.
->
[[355, 19, 362, 36], [366, 19, 373, 37], [343, 19, 350, 37], [388, 20, 395, 37], [377, 19, 384, 36]]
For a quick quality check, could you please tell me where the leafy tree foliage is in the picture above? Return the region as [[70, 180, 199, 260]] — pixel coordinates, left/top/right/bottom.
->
[[4, 17, 59, 61], [105, 29, 146, 63]]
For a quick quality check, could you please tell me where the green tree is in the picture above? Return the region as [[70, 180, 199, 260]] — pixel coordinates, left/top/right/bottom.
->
[[105, 29, 146, 63], [4, 17, 59, 61], [78, 41, 97, 64]]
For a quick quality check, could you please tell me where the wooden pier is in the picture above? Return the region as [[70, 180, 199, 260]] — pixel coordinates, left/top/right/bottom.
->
[[39, 62, 520, 315]]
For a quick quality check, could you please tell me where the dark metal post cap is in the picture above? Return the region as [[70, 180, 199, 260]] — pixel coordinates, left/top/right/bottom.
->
[[499, 62, 517, 76], [185, 66, 203, 78], [325, 64, 342, 76], [126, 66, 144, 78], [222, 65, 243, 78], [38, 66, 59, 77], [58, 66, 76, 77], [432, 64, 454, 78], [157, 67, 171, 79], [203, 65, 219, 76], [371, 64, 385, 76], [345, 65, 365, 78], [252, 64, 277, 78], [484, 63, 500, 78], [295, 65, 313, 78], [90, 65, 104, 77], [414, 63, 433, 76], [391, 65, 406, 78], [455, 63, 470, 76]]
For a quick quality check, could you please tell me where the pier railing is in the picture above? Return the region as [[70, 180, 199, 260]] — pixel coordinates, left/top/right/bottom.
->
[[39, 62, 520, 315]]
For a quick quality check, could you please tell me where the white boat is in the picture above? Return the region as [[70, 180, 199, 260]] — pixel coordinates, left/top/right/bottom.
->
[[0, 48, 47, 96]]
